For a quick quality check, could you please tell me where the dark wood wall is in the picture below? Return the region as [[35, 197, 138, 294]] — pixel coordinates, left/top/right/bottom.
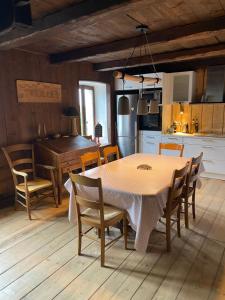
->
[[0, 49, 113, 207]]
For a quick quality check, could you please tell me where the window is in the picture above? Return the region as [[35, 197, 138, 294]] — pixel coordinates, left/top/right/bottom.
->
[[79, 86, 95, 137]]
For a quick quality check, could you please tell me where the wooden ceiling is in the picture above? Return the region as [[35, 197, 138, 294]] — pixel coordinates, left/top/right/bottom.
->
[[2, 0, 225, 71], [30, 0, 83, 19]]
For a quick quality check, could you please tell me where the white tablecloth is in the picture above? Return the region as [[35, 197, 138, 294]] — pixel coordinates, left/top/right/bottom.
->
[[65, 153, 189, 252]]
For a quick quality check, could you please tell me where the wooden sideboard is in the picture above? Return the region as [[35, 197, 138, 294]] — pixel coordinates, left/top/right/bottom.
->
[[35, 136, 98, 203]]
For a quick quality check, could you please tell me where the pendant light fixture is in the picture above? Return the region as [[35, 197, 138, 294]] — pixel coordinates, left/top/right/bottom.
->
[[149, 84, 160, 114], [113, 15, 161, 115], [137, 80, 148, 115], [117, 78, 130, 115]]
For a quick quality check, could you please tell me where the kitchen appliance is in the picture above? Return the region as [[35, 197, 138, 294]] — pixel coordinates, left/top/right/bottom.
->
[[139, 88, 162, 131], [115, 88, 162, 157], [116, 90, 138, 157]]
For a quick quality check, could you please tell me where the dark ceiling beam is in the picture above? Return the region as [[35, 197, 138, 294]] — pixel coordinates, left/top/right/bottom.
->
[[93, 43, 225, 71], [0, 0, 137, 49], [125, 56, 225, 75], [50, 15, 225, 64]]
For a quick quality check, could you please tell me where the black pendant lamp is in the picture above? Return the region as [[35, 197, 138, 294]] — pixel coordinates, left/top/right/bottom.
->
[[118, 79, 130, 115]]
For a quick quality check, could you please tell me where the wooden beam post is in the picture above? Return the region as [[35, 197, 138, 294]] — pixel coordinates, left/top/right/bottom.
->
[[0, 0, 138, 49], [50, 16, 225, 64], [94, 43, 225, 71]]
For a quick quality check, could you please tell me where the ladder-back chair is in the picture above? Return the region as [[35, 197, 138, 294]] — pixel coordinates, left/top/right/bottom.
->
[[2, 144, 58, 220], [69, 173, 128, 267], [159, 143, 184, 157]]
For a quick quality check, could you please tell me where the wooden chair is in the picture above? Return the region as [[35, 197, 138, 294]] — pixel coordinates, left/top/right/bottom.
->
[[159, 143, 184, 157], [2, 144, 58, 220], [103, 145, 120, 163], [162, 164, 189, 251], [80, 151, 101, 172], [181, 152, 203, 228], [69, 173, 128, 267]]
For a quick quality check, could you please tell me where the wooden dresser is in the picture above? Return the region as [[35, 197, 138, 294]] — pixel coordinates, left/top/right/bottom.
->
[[35, 136, 98, 203]]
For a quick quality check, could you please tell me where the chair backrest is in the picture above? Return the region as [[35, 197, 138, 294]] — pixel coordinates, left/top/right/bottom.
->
[[103, 145, 120, 163], [187, 152, 203, 187], [167, 164, 189, 213], [159, 143, 184, 157], [80, 151, 101, 172], [69, 173, 104, 223], [2, 144, 35, 185]]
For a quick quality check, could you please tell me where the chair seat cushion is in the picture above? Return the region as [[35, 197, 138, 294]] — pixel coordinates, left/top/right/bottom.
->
[[16, 178, 52, 193], [81, 205, 124, 226]]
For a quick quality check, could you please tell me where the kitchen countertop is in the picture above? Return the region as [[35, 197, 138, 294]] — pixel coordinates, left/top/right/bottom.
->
[[162, 132, 225, 138]]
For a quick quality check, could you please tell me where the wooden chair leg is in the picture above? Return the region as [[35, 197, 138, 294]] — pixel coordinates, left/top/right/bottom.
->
[[53, 186, 58, 208], [77, 221, 82, 256], [14, 192, 18, 211], [25, 194, 32, 220], [192, 188, 196, 219], [177, 204, 181, 237], [166, 216, 171, 252], [184, 196, 189, 229], [100, 228, 105, 267], [123, 215, 128, 250]]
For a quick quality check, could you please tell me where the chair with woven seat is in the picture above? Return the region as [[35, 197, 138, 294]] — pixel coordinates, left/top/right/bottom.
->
[[161, 164, 189, 251], [159, 143, 184, 157], [69, 173, 128, 267], [103, 145, 120, 163], [2, 144, 58, 220], [181, 152, 203, 228], [80, 151, 101, 172]]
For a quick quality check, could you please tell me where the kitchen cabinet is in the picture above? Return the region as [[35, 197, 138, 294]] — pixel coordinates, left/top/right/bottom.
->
[[162, 71, 196, 104], [139, 132, 225, 180], [182, 136, 225, 180], [139, 131, 161, 154]]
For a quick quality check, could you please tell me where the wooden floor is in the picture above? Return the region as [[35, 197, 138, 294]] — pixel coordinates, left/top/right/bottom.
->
[[0, 178, 224, 299]]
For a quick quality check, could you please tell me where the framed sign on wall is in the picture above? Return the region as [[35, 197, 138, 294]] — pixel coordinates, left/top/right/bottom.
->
[[16, 80, 62, 103]]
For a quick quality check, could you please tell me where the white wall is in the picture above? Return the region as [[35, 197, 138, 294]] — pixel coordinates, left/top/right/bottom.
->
[[79, 81, 110, 144]]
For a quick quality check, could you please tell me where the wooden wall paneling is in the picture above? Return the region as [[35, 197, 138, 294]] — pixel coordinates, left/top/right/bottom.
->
[[0, 50, 113, 207], [162, 104, 172, 133], [172, 103, 180, 124], [212, 104, 224, 135], [223, 105, 225, 135], [201, 104, 214, 133], [190, 104, 203, 132], [182, 103, 191, 131]]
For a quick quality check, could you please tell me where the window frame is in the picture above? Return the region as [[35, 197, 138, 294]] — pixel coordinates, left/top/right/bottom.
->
[[79, 85, 96, 136]]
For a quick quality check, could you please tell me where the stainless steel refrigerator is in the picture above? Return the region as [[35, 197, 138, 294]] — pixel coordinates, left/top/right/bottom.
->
[[116, 93, 138, 157]]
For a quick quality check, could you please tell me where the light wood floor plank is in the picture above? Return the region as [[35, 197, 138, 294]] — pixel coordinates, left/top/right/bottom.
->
[[132, 179, 223, 300], [0, 178, 223, 300], [0, 226, 75, 291]]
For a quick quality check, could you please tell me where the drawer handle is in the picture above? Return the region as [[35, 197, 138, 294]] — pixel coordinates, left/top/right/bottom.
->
[[167, 137, 178, 140], [146, 136, 155, 139], [202, 146, 213, 149], [203, 159, 213, 163], [146, 142, 155, 145]]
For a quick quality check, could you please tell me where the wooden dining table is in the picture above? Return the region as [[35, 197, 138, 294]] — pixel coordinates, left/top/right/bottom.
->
[[65, 153, 190, 252]]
